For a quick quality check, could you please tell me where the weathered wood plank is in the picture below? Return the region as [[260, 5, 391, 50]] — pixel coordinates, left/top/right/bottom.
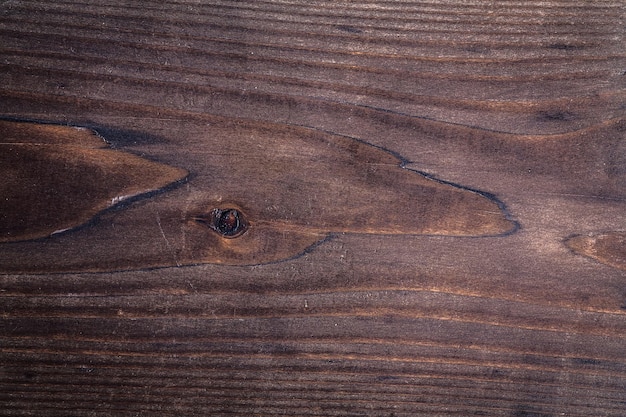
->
[[0, 0, 624, 415]]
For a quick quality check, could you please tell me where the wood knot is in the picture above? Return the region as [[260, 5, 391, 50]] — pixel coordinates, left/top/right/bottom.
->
[[194, 208, 248, 238]]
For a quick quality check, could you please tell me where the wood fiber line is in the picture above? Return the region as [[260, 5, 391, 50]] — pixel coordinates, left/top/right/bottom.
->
[[0, 51, 620, 110], [3, 335, 625, 373], [3, 60, 618, 121], [0, 363, 623, 406], [1, 316, 625, 363], [0, 364, 623, 416], [2, 33, 620, 84], [0, 360, 620, 410], [0, 390, 617, 417], [2, 49, 616, 101], [14, 0, 622, 19], [2, 360, 623, 394], [5, 4, 620, 42], [2, 359, 623, 402], [0, 83, 620, 163], [2, 352, 624, 406], [5, 22, 615, 56], [53, 3, 609, 36], [122, 0, 624, 23], [3, 5, 622, 54], [1, 21, 621, 69], [0, 0, 625, 415], [2, 290, 625, 338], [2, 342, 625, 391], [1, 3, 622, 136], [0, 382, 620, 415]]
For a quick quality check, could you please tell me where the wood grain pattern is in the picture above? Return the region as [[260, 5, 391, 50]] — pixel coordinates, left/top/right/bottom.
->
[[0, 0, 624, 416], [0, 118, 514, 273], [0, 120, 188, 243]]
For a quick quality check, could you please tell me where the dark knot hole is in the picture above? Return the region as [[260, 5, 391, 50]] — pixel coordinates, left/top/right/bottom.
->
[[195, 208, 248, 238]]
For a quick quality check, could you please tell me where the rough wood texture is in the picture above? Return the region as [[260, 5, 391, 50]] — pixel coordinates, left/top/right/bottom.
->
[[0, 1, 624, 416]]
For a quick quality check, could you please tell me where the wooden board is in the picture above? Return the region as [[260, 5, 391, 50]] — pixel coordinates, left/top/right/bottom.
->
[[0, 1, 624, 415]]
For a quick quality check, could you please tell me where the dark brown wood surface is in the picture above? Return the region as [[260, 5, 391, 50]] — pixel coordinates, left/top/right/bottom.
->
[[1, 1, 624, 415]]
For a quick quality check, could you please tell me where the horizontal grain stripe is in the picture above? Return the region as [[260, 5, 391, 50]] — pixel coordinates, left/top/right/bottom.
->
[[0, 290, 624, 335], [1, 62, 619, 127], [7, 1, 622, 37], [1, 316, 625, 362]]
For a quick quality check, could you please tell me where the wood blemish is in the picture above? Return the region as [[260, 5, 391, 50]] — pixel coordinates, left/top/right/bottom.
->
[[194, 207, 248, 238]]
